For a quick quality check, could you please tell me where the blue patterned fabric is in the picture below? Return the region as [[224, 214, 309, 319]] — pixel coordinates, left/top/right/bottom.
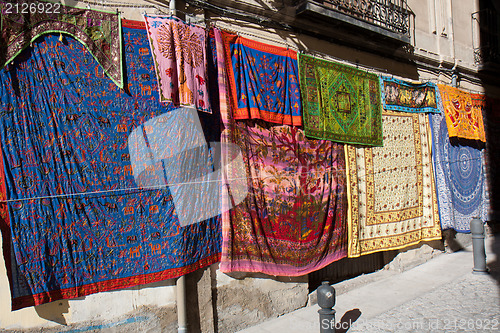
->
[[223, 32, 302, 126], [430, 111, 489, 232], [0, 21, 221, 310]]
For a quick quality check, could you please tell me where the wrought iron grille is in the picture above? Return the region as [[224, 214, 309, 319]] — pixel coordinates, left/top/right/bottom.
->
[[472, 9, 500, 65], [312, 0, 413, 37]]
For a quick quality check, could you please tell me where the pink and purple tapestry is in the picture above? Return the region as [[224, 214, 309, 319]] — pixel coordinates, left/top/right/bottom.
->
[[219, 122, 348, 276], [0, 20, 221, 310], [214, 30, 347, 276], [222, 32, 302, 126], [144, 15, 211, 113]]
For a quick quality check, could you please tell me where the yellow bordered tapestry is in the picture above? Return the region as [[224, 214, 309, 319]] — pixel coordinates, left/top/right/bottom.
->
[[346, 110, 442, 257], [437, 84, 486, 142]]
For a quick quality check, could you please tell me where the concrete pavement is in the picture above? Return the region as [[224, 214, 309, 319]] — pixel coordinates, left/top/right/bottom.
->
[[239, 234, 500, 332]]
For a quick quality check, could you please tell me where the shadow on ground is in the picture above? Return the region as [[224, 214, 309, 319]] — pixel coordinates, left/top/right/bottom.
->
[[336, 308, 362, 333]]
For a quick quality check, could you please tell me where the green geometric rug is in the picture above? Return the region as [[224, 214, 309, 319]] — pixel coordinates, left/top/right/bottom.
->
[[298, 54, 383, 146]]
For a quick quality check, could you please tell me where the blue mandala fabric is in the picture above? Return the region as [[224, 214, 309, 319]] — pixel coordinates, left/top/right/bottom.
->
[[430, 111, 489, 232], [0, 20, 221, 310]]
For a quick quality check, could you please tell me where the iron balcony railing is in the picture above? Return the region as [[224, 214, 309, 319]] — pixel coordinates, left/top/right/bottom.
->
[[307, 0, 413, 38], [472, 8, 500, 65]]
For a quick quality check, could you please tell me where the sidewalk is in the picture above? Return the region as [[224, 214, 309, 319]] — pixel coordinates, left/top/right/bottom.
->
[[239, 234, 500, 333]]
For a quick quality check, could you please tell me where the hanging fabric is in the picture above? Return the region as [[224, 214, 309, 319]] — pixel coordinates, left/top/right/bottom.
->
[[346, 110, 442, 257], [380, 76, 440, 113], [437, 84, 486, 142], [0, 2, 123, 88], [430, 109, 489, 232], [143, 15, 211, 113], [214, 29, 348, 276], [222, 32, 302, 126], [298, 53, 383, 146], [0, 19, 221, 310]]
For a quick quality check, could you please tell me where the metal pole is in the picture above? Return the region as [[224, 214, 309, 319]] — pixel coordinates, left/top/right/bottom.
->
[[170, 0, 176, 16], [318, 281, 336, 333], [470, 218, 489, 274], [177, 275, 188, 333], [451, 71, 458, 87], [451, 62, 458, 87]]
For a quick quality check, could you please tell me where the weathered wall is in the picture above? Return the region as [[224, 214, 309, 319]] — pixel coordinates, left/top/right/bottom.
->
[[214, 270, 308, 333]]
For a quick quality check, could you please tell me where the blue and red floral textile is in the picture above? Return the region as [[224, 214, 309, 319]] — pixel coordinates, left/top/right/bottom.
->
[[0, 20, 221, 310], [222, 32, 303, 126]]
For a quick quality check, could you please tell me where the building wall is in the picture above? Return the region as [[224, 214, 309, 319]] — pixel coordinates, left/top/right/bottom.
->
[[411, 0, 481, 87]]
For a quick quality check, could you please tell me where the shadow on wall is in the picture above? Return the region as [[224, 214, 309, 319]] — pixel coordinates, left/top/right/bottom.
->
[[442, 229, 472, 252], [186, 267, 209, 333], [479, 0, 500, 289], [308, 250, 397, 293], [309, 239, 445, 293], [35, 300, 70, 325], [486, 226, 500, 287], [185, 263, 309, 333], [32, 278, 178, 330]]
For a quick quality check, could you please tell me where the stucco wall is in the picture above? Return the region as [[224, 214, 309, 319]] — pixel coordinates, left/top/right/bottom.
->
[[410, 0, 481, 75]]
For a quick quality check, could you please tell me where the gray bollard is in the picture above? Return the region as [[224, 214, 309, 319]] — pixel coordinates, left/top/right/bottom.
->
[[470, 218, 489, 274], [318, 281, 336, 333]]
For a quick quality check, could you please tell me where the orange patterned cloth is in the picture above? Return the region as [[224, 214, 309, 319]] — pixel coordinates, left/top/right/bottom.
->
[[437, 84, 486, 142]]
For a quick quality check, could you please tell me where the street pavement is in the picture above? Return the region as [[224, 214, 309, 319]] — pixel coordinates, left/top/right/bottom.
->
[[239, 234, 500, 333]]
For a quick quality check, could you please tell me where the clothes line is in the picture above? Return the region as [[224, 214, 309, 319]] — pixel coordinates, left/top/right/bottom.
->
[[77, 0, 159, 9], [211, 20, 394, 76], [25, 1, 486, 95], [209, 20, 487, 95]]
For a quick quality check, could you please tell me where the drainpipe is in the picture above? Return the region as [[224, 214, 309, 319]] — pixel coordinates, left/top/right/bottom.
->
[[177, 275, 188, 333], [447, 0, 455, 61], [171, 0, 184, 329], [451, 62, 458, 87], [170, 0, 176, 16], [448, 0, 458, 87]]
